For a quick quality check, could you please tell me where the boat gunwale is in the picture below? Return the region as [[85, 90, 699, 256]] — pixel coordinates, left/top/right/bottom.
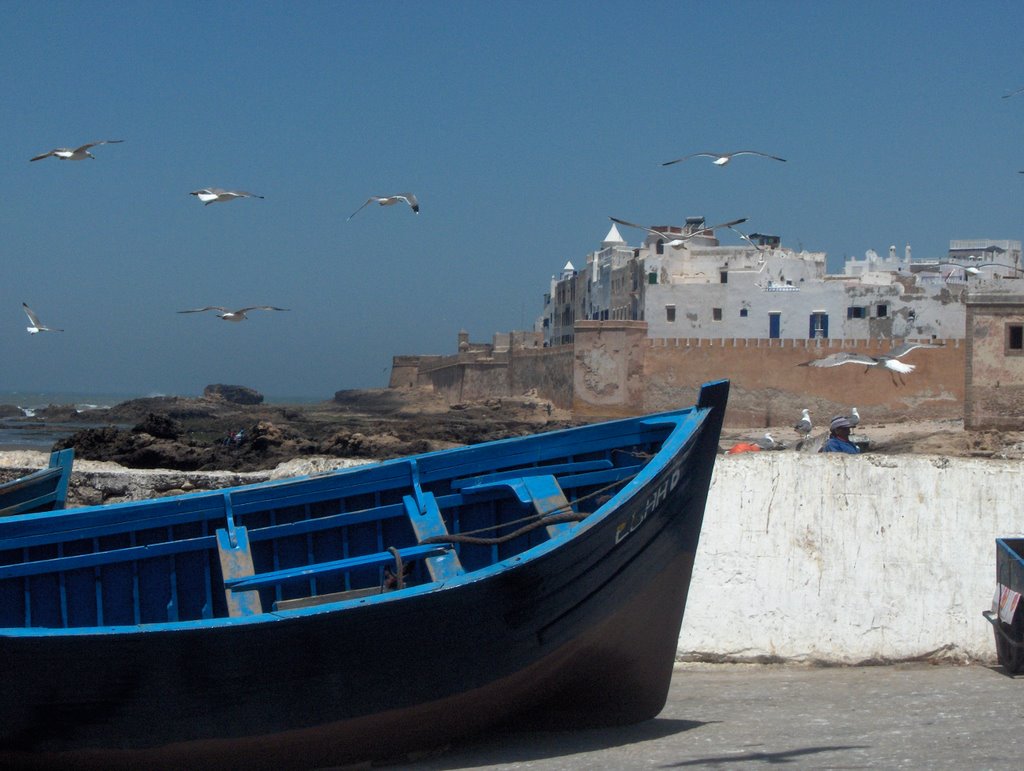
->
[[0, 405, 712, 638]]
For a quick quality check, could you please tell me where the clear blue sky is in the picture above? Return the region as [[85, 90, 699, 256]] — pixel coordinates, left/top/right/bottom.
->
[[3, 1, 1023, 399]]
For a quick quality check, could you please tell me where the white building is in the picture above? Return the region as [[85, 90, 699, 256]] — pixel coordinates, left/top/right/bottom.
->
[[538, 221, 1021, 345]]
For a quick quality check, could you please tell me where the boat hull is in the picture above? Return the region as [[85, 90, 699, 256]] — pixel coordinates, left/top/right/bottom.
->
[[0, 383, 727, 767]]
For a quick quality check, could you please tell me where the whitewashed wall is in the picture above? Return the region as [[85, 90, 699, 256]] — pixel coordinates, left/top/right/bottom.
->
[[679, 452, 1024, 663]]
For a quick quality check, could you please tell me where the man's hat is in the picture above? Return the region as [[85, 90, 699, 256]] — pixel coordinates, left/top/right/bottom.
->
[[830, 416, 852, 431]]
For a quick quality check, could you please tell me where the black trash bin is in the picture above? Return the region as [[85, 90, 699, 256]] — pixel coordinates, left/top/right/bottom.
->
[[983, 537, 1024, 674]]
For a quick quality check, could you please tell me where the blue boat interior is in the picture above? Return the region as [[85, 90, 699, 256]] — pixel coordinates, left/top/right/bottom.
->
[[0, 448, 74, 518], [0, 409, 707, 631]]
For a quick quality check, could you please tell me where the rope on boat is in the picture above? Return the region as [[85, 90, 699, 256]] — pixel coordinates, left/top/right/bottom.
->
[[420, 473, 638, 547], [387, 547, 405, 591]]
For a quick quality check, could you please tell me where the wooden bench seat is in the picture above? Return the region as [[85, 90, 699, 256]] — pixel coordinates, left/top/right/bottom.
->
[[223, 543, 454, 594]]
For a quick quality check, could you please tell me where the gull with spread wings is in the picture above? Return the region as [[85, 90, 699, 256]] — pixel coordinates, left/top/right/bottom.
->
[[22, 303, 63, 334], [177, 306, 289, 322], [661, 150, 786, 167], [609, 216, 747, 250], [347, 194, 419, 221], [799, 342, 945, 385], [190, 188, 264, 205], [30, 140, 124, 162]]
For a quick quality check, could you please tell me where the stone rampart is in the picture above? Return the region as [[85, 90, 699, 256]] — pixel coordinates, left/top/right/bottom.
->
[[679, 451, 1017, 664], [642, 336, 964, 426]]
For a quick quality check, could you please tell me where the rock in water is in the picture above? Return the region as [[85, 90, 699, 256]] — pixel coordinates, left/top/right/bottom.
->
[[203, 384, 264, 405]]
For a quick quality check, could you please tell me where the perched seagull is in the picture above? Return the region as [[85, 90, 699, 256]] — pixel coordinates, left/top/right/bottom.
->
[[799, 342, 945, 385], [754, 432, 782, 450], [189, 188, 264, 205], [661, 150, 787, 167], [347, 193, 419, 221], [609, 216, 747, 250], [30, 140, 124, 162], [22, 303, 63, 334], [794, 409, 812, 436], [177, 306, 289, 322], [848, 407, 861, 428]]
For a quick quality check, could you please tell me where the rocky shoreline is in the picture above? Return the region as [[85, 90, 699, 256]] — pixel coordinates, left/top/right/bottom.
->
[[6, 384, 1024, 509], [0, 387, 576, 506]]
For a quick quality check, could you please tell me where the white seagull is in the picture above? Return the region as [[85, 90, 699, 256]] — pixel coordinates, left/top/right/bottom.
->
[[799, 342, 945, 384], [1003, 86, 1024, 99], [190, 188, 264, 205], [177, 306, 289, 322], [793, 409, 812, 436], [22, 303, 63, 334], [848, 407, 861, 428], [661, 150, 787, 167], [347, 193, 420, 221], [30, 140, 124, 162], [725, 223, 768, 253], [609, 216, 747, 250], [754, 432, 784, 450]]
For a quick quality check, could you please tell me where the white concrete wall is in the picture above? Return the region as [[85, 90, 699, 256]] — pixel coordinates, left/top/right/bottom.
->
[[679, 452, 1024, 664]]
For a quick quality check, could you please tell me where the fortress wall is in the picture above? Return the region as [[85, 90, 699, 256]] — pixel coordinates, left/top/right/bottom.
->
[[571, 321, 650, 418], [679, 451, 1018, 664], [400, 327, 966, 426], [404, 346, 574, 407], [508, 345, 574, 409], [640, 337, 965, 426]]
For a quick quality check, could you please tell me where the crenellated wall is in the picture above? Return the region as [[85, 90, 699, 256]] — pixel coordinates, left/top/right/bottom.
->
[[396, 325, 966, 426], [640, 335, 964, 426]]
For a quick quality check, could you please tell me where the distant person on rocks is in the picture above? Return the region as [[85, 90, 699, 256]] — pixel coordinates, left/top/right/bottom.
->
[[819, 416, 859, 454]]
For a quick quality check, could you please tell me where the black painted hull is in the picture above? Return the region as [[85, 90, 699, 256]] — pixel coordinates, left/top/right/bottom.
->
[[0, 385, 726, 767]]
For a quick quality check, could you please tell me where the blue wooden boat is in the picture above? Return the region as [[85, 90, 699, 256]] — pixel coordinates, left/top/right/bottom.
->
[[0, 448, 73, 518], [0, 381, 728, 768]]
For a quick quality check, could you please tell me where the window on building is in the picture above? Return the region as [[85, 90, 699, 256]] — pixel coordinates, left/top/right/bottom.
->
[[847, 306, 866, 319], [666, 305, 676, 322], [877, 304, 888, 318], [648, 271, 658, 285], [712, 307, 722, 321], [740, 308, 748, 317], [1008, 323, 1024, 354], [720, 270, 728, 284]]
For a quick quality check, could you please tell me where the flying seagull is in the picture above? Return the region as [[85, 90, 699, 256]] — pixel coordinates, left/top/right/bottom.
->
[[609, 216, 747, 250], [22, 303, 63, 333], [1003, 86, 1024, 99], [347, 193, 420, 221], [177, 306, 289, 322], [661, 150, 787, 167], [30, 140, 124, 162], [799, 342, 945, 385], [190, 188, 264, 205], [725, 223, 767, 253]]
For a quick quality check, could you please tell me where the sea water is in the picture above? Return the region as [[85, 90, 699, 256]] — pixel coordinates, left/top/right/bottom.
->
[[0, 390, 144, 451], [0, 390, 322, 451]]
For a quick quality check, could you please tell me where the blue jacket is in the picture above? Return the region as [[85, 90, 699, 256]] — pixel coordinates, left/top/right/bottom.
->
[[819, 436, 860, 454]]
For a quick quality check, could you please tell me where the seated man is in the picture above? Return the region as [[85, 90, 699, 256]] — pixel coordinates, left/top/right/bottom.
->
[[819, 415, 859, 454]]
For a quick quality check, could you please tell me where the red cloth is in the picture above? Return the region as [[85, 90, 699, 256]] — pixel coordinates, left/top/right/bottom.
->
[[727, 442, 762, 454]]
